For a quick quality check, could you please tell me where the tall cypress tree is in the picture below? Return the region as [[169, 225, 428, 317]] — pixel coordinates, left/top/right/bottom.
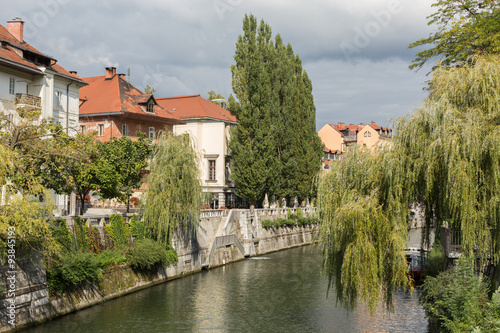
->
[[230, 14, 322, 206]]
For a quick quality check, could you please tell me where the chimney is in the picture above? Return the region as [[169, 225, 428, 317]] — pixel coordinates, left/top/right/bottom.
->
[[105, 67, 116, 79], [7, 18, 24, 42]]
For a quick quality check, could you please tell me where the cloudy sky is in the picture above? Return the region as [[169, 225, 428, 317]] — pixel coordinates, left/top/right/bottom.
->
[[2, 0, 437, 129]]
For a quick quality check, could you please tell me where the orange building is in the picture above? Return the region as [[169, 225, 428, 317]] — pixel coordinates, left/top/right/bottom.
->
[[79, 67, 184, 141], [318, 121, 393, 171]]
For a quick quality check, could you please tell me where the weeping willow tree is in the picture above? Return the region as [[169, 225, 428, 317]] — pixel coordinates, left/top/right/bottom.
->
[[140, 133, 201, 247], [318, 54, 500, 312]]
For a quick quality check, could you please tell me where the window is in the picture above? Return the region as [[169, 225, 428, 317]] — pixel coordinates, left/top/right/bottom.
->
[[368, 132, 371, 137], [80, 125, 86, 134], [364, 132, 367, 137], [98, 124, 104, 136], [122, 123, 128, 136], [149, 126, 155, 139], [54, 91, 63, 109], [225, 159, 230, 181], [208, 160, 216, 181], [146, 101, 154, 112], [9, 78, 15, 95]]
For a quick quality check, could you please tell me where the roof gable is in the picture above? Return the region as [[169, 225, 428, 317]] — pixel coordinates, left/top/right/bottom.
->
[[80, 72, 182, 123], [156, 95, 237, 122]]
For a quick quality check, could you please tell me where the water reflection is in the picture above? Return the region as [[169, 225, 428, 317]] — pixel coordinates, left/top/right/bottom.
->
[[23, 246, 428, 332]]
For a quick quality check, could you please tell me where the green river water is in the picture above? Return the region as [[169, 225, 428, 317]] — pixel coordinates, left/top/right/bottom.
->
[[22, 245, 428, 332]]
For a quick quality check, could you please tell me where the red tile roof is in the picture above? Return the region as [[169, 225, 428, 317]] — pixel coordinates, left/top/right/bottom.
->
[[79, 73, 183, 123], [156, 95, 237, 123]]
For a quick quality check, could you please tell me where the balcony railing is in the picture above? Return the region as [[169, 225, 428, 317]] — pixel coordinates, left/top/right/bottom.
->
[[343, 135, 357, 141], [15, 93, 42, 109]]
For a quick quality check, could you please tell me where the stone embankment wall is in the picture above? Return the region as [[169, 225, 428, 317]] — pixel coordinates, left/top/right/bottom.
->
[[0, 207, 318, 332]]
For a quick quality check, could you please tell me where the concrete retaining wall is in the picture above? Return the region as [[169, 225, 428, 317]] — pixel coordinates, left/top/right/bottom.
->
[[0, 208, 317, 332]]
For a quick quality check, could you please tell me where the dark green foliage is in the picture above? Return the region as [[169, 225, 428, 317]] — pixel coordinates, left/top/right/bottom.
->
[[409, 0, 500, 71], [98, 134, 151, 213], [50, 220, 73, 254], [46, 252, 102, 296], [126, 239, 177, 271], [424, 243, 447, 277], [230, 14, 322, 205], [104, 214, 130, 248], [73, 217, 90, 253], [95, 248, 126, 268], [129, 215, 145, 241], [420, 259, 497, 332], [261, 214, 317, 229]]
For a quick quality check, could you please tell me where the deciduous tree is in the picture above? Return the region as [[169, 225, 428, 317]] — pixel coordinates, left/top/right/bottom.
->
[[409, 0, 500, 71], [140, 133, 201, 246], [319, 55, 500, 312]]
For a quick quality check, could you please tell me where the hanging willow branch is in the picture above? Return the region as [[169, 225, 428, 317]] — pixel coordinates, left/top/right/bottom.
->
[[140, 132, 201, 247], [318, 55, 500, 313]]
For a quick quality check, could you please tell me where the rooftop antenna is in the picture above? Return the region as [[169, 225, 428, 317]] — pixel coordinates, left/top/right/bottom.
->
[[211, 98, 228, 110]]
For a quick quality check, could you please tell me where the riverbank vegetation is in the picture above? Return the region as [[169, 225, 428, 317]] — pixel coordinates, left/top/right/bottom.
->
[[318, 2, 500, 326], [261, 208, 318, 229], [46, 215, 178, 296]]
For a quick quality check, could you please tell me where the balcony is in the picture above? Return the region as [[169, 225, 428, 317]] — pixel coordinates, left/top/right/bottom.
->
[[15, 93, 42, 109], [343, 135, 357, 142]]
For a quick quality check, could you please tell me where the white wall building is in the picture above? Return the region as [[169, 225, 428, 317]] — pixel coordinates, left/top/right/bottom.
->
[[156, 95, 237, 208], [0, 18, 86, 213]]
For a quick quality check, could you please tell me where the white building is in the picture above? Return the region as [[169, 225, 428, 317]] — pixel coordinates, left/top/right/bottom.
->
[[156, 95, 237, 208], [0, 18, 86, 213]]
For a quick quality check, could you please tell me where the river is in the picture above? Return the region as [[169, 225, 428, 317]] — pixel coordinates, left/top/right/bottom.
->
[[23, 245, 428, 332]]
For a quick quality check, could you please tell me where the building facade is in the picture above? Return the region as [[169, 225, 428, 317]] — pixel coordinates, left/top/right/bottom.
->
[[0, 18, 87, 213], [156, 95, 237, 208], [318, 121, 393, 171], [79, 67, 184, 141]]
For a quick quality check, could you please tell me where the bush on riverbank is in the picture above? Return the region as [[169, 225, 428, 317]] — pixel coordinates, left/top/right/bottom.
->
[[46, 215, 177, 296], [261, 212, 318, 229], [420, 259, 500, 332]]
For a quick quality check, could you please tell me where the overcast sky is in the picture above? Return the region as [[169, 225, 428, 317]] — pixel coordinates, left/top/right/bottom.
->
[[1, 0, 437, 130]]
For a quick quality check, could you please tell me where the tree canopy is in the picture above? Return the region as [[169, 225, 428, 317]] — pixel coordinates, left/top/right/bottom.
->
[[409, 0, 500, 71], [319, 54, 500, 312], [229, 14, 323, 205]]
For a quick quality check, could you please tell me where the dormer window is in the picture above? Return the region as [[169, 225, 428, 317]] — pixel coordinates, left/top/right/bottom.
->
[[146, 100, 154, 112]]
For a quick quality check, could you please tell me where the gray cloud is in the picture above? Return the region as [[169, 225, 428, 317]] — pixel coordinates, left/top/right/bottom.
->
[[1, 0, 436, 129]]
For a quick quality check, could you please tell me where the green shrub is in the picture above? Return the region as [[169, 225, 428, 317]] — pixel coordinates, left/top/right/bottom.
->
[[50, 220, 73, 254], [86, 226, 101, 254], [129, 215, 145, 240], [73, 217, 90, 253], [420, 259, 490, 332], [46, 252, 102, 295], [126, 239, 177, 271], [95, 249, 127, 268], [105, 214, 130, 248], [262, 219, 273, 228], [424, 243, 447, 277]]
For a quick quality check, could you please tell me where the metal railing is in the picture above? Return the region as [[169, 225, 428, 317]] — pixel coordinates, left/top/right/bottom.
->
[[343, 135, 357, 141]]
